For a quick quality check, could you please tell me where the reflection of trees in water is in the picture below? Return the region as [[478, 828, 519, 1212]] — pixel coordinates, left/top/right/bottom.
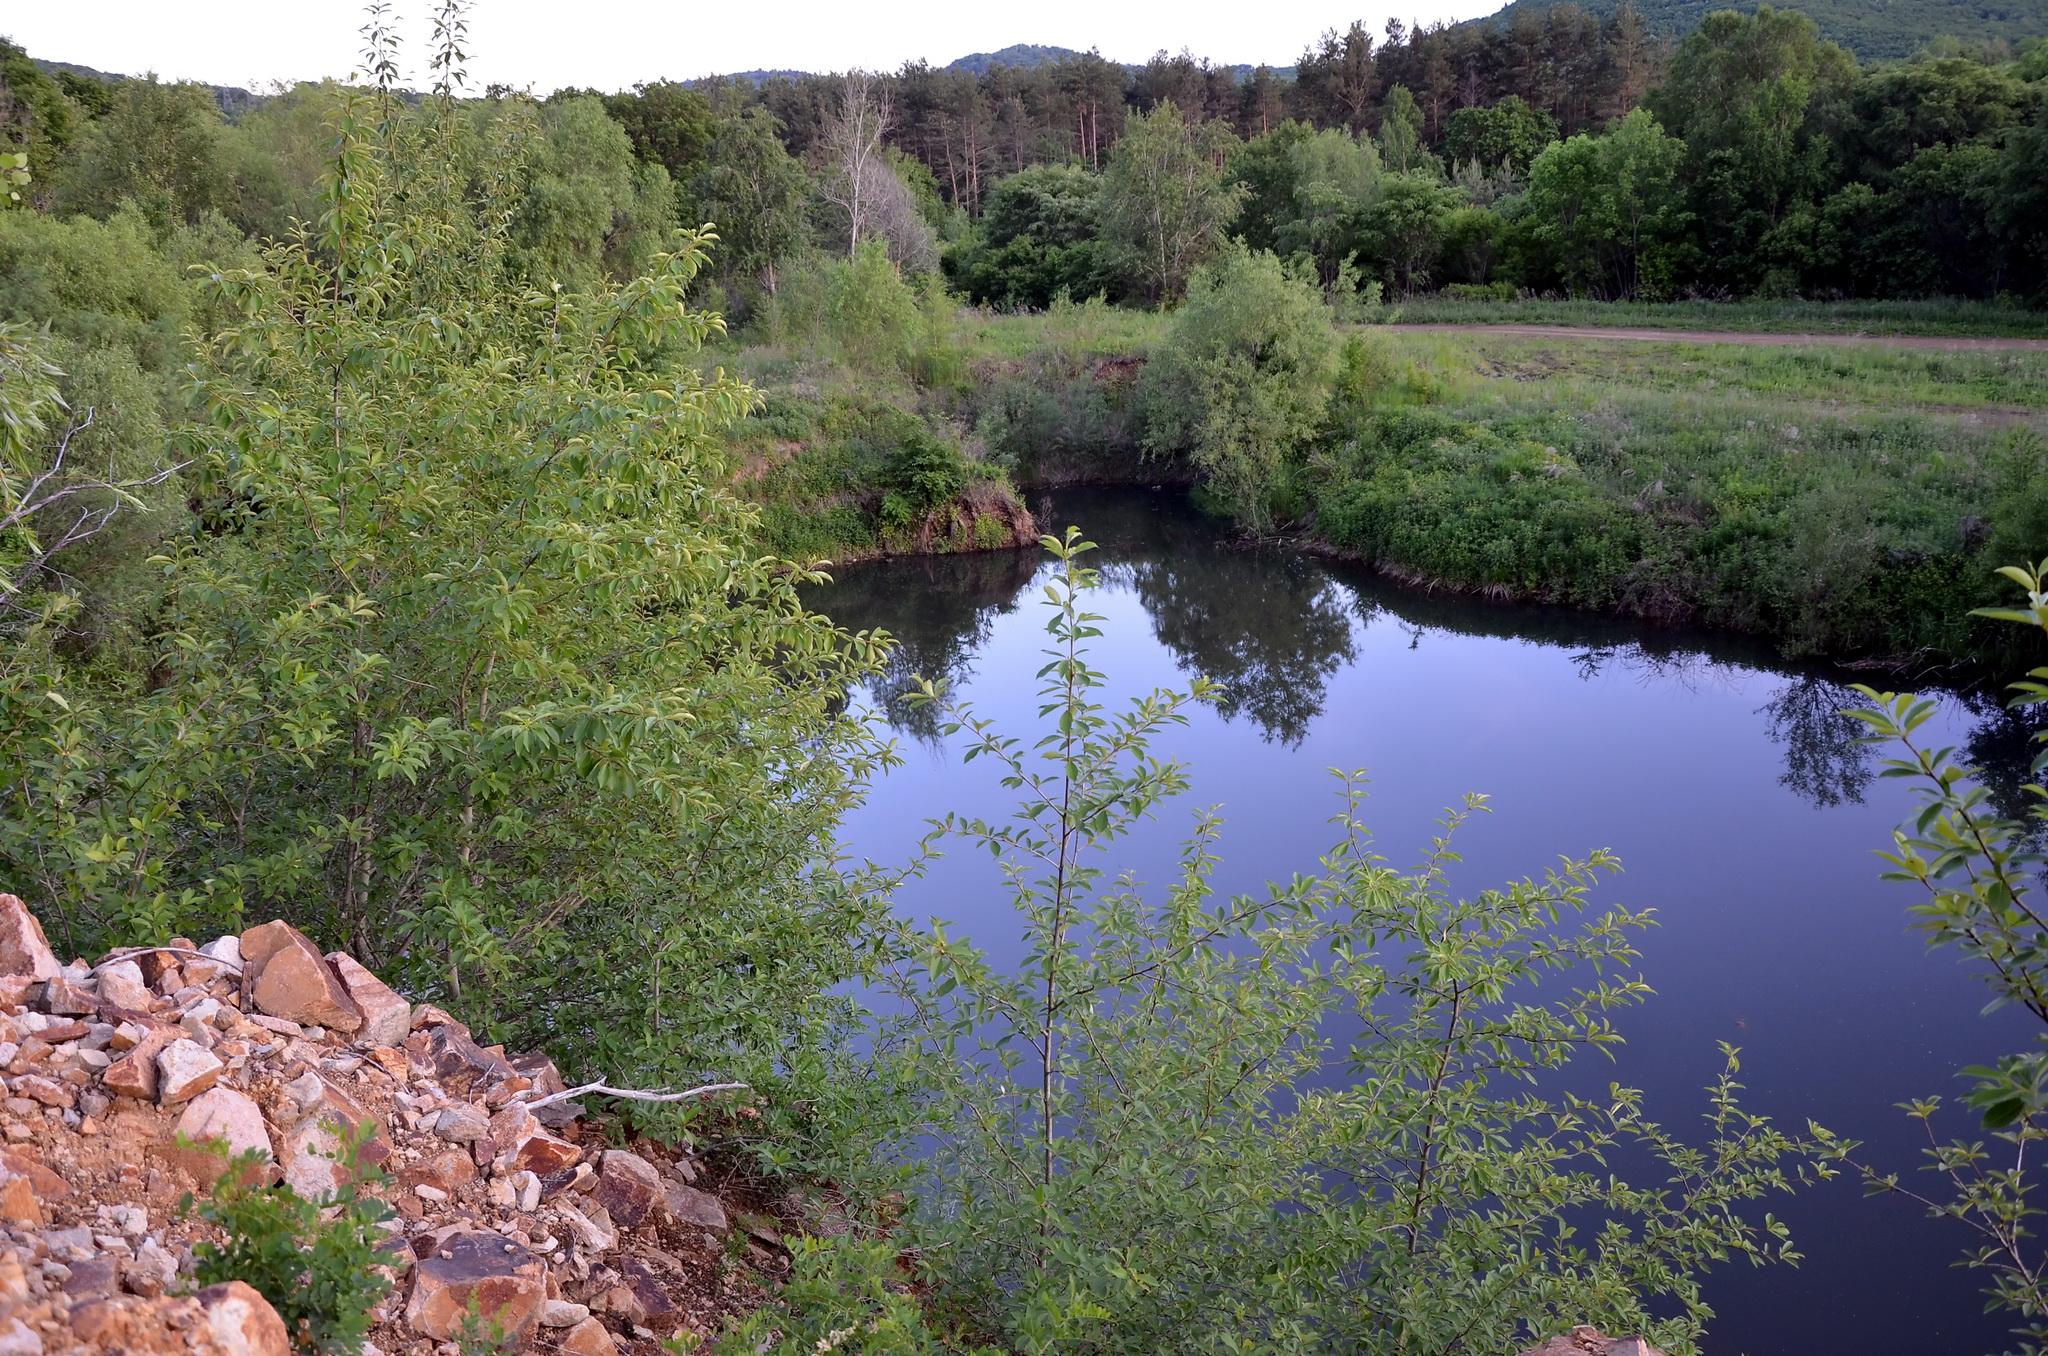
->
[[1118, 551, 1356, 748], [1962, 696, 2048, 852], [805, 549, 1043, 741], [1760, 677, 1877, 807], [809, 487, 2048, 808]]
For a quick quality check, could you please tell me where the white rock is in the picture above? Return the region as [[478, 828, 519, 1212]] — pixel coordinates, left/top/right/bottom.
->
[[514, 1170, 541, 1213], [432, 1105, 491, 1143], [199, 936, 243, 967], [96, 960, 152, 1012], [539, 1301, 589, 1329], [156, 1039, 224, 1104], [556, 1204, 615, 1254], [175, 1087, 272, 1164]]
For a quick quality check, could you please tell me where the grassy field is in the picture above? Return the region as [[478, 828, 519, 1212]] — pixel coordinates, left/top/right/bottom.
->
[[1296, 329, 2048, 662], [1375, 296, 2048, 338]]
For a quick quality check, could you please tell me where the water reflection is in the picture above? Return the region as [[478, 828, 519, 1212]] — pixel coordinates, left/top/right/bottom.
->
[[1760, 677, 1877, 807], [814, 487, 2034, 805]]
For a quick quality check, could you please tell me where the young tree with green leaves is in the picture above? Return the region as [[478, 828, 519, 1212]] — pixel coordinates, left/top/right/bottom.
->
[[1526, 108, 1689, 299], [1097, 101, 1245, 304], [687, 104, 811, 298], [886, 531, 1817, 1356]]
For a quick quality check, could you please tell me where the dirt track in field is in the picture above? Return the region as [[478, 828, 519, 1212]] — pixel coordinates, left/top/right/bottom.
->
[[1383, 323, 2048, 351]]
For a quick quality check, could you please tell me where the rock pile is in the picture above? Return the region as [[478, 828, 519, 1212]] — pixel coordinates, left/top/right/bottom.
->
[[1515, 1328, 1667, 1356], [0, 895, 797, 1356]]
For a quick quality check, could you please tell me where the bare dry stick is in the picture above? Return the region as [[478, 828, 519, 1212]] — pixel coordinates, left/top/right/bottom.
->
[[519, 1080, 749, 1111]]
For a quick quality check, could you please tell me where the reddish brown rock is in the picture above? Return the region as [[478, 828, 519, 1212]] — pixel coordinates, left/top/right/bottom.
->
[[555, 1317, 619, 1356], [408, 1021, 515, 1095], [1516, 1329, 1667, 1356], [42, 972, 96, 1015], [403, 1230, 548, 1346], [323, 952, 410, 1045], [2, 1145, 69, 1199], [0, 1171, 40, 1225], [103, 1027, 176, 1100], [593, 1149, 661, 1228], [14, 1074, 73, 1108], [487, 1105, 580, 1178], [0, 895, 58, 982], [510, 1052, 566, 1098], [614, 1258, 680, 1335], [64, 1253, 122, 1302], [245, 927, 361, 1034], [400, 1148, 478, 1195]]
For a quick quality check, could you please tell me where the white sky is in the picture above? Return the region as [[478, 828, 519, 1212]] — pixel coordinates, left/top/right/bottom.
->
[[12, 0, 1506, 92]]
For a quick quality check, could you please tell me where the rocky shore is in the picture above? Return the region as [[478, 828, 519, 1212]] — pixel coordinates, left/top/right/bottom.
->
[[0, 894, 800, 1356]]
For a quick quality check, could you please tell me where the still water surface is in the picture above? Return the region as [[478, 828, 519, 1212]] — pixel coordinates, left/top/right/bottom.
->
[[807, 487, 2037, 1356]]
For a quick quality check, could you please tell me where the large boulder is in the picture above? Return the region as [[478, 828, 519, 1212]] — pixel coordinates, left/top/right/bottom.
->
[[323, 952, 410, 1046], [0, 894, 58, 982], [239, 923, 362, 1034], [403, 1230, 548, 1347]]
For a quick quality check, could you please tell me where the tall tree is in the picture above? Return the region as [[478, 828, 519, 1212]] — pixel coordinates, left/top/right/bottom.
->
[[1099, 101, 1245, 302], [1647, 4, 1857, 289], [1297, 23, 1379, 132]]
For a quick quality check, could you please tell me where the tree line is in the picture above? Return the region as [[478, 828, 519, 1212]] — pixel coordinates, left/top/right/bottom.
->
[[6, 3, 2046, 314]]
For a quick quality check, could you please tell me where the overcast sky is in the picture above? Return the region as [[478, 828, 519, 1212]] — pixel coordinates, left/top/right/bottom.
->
[[13, 0, 1506, 92]]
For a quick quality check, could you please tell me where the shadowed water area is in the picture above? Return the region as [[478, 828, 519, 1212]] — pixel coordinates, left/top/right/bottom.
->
[[806, 486, 2043, 1356]]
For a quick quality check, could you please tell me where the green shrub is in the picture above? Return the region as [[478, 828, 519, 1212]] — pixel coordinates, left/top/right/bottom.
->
[[1138, 248, 1339, 528], [689, 1238, 1000, 1356], [183, 1133, 392, 1356]]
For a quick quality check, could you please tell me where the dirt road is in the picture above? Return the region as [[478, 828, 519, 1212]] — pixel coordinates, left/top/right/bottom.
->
[[1383, 323, 2048, 351]]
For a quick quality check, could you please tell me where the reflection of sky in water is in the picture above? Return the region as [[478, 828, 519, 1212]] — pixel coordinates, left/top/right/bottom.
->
[[807, 488, 2038, 1356]]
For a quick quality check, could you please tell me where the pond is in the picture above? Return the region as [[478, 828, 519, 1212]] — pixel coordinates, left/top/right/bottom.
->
[[805, 486, 2038, 1356]]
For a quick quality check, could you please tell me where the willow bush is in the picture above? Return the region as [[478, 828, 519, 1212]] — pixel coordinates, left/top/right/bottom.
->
[[0, 10, 893, 1156]]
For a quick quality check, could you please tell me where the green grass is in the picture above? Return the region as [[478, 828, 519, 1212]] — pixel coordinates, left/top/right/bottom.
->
[[1297, 329, 2048, 660], [1376, 295, 2048, 338]]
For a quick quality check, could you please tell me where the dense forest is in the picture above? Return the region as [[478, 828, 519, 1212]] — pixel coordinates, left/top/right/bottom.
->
[[6, 4, 2046, 312]]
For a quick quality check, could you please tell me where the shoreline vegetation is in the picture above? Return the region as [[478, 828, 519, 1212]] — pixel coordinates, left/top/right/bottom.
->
[[721, 296, 2048, 673]]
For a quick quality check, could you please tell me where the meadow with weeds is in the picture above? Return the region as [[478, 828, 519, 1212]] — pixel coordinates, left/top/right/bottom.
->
[[1376, 296, 2048, 337]]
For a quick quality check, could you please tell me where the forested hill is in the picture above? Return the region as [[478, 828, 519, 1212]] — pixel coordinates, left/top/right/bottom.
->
[[947, 45, 1279, 80], [1467, 0, 2048, 58], [947, 45, 1091, 74]]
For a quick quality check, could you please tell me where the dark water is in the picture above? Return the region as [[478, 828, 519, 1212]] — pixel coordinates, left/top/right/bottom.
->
[[807, 486, 2041, 1356]]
